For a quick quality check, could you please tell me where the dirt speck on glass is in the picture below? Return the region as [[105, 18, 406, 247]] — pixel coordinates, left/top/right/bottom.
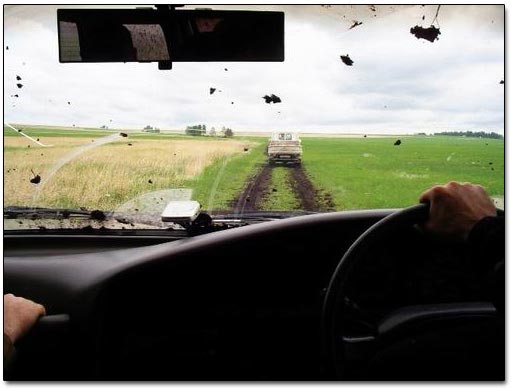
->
[[90, 210, 107, 221], [262, 94, 281, 104], [340, 55, 354, 66], [410, 25, 441, 42], [349, 21, 362, 30]]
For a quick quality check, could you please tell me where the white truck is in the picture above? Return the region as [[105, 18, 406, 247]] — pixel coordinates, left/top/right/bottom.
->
[[267, 132, 302, 165]]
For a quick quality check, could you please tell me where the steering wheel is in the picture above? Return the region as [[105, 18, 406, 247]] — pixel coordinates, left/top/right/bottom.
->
[[321, 203, 502, 380]]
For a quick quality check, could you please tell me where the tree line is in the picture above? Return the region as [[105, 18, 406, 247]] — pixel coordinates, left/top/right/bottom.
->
[[186, 124, 233, 137], [433, 131, 503, 139]]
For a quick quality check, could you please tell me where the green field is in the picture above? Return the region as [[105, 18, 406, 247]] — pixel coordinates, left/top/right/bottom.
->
[[183, 141, 267, 211], [3, 125, 504, 212], [301, 136, 504, 209]]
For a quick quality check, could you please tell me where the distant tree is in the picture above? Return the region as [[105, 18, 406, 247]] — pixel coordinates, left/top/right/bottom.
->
[[100, 125, 108, 129], [142, 125, 161, 133], [209, 127, 216, 136], [185, 124, 206, 136], [224, 128, 234, 137]]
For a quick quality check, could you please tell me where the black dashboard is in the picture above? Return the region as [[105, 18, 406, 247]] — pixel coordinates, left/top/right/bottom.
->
[[4, 209, 499, 380]]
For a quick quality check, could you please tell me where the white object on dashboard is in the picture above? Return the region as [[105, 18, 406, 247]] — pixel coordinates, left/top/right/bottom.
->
[[161, 200, 201, 223]]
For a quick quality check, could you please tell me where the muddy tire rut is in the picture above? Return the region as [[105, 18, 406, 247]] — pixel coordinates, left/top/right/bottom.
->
[[232, 164, 335, 213]]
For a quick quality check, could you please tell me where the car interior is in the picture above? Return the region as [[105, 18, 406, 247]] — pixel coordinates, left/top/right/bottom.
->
[[3, 4, 505, 381], [4, 204, 504, 380]]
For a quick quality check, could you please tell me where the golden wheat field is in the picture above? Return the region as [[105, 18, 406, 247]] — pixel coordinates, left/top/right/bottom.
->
[[4, 135, 250, 210]]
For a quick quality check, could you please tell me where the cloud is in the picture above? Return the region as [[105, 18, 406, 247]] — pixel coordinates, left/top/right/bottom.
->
[[4, 5, 504, 134]]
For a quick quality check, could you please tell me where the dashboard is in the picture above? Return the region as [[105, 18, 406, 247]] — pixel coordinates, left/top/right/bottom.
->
[[4, 209, 501, 380]]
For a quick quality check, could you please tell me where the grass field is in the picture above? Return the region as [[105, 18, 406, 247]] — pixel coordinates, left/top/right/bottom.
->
[[302, 136, 504, 209], [4, 125, 504, 213], [183, 141, 267, 212]]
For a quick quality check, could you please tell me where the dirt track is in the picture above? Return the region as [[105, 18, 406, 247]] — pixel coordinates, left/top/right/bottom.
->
[[232, 164, 335, 213]]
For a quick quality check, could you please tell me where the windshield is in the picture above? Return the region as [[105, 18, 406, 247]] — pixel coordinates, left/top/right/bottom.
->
[[4, 5, 505, 231]]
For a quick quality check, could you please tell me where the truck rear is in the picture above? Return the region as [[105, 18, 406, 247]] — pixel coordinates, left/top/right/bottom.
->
[[267, 132, 302, 165]]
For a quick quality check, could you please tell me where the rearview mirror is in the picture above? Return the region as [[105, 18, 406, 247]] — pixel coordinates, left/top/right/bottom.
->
[[57, 8, 284, 64]]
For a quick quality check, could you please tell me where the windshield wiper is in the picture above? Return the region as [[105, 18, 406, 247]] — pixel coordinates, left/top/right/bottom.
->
[[4, 206, 96, 220], [212, 210, 317, 222], [4, 206, 171, 231], [4, 207, 316, 235], [4, 206, 165, 225]]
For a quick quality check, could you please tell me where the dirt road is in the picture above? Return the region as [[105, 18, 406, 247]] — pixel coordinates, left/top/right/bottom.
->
[[232, 164, 335, 214]]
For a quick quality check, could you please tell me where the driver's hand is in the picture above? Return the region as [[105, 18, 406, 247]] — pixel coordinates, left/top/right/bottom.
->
[[4, 294, 46, 344], [419, 181, 497, 240]]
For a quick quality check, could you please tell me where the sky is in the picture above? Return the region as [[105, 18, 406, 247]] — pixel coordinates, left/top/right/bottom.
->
[[3, 4, 505, 135]]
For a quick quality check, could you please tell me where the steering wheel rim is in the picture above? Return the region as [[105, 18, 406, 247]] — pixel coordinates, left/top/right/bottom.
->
[[321, 203, 430, 379]]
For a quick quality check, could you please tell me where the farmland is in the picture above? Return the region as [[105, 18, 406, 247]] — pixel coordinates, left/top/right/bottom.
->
[[4, 125, 504, 215], [301, 136, 504, 210], [4, 125, 262, 211]]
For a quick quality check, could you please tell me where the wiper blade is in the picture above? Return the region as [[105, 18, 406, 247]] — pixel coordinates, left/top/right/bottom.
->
[[4, 206, 172, 232], [4, 206, 95, 219], [212, 210, 316, 222], [4, 206, 171, 228]]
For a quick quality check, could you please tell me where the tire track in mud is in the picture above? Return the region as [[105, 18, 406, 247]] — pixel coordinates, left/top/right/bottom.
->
[[231, 164, 274, 214], [232, 164, 335, 213], [288, 165, 336, 212]]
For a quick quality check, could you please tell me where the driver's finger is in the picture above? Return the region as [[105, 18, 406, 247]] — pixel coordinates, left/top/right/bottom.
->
[[33, 302, 46, 317], [419, 187, 436, 203], [420, 184, 448, 204]]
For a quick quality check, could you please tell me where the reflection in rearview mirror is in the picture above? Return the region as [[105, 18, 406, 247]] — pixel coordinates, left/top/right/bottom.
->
[[58, 9, 284, 63]]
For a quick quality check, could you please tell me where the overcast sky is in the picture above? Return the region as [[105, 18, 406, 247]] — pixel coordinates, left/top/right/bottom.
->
[[4, 4, 505, 134]]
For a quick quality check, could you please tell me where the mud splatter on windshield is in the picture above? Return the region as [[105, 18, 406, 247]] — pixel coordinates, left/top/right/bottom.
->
[[411, 4, 442, 42], [262, 94, 281, 104], [90, 210, 106, 221], [410, 25, 441, 42], [340, 55, 354, 66], [29, 170, 41, 184], [349, 20, 362, 30]]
